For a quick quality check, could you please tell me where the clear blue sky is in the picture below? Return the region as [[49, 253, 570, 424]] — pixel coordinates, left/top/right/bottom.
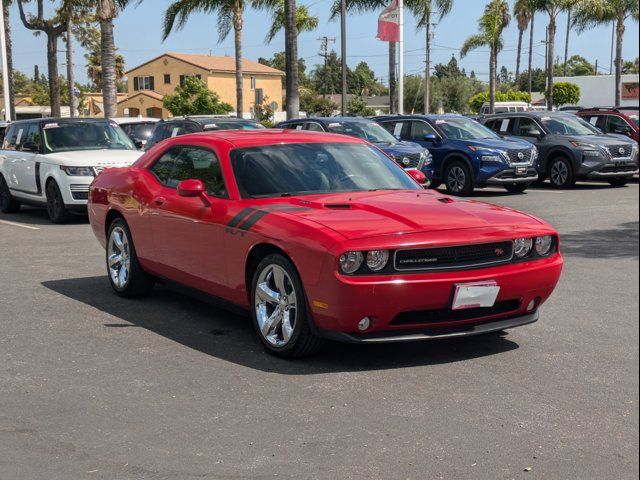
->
[[7, 0, 640, 87]]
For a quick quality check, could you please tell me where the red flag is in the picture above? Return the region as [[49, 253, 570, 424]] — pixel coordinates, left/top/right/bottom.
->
[[377, 0, 400, 42]]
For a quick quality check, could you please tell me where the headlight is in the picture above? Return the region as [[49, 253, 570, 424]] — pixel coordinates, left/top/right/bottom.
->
[[60, 166, 95, 176], [339, 251, 363, 274], [420, 151, 433, 165], [480, 154, 504, 163], [472, 147, 507, 163], [535, 236, 554, 256], [366, 250, 389, 272], [513, 238, 533, 258], [531, 147, 538, 164]]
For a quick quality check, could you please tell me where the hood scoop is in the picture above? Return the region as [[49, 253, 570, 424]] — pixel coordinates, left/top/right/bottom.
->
[[324, 203, 352, 209], [438, 197, 454, 204]]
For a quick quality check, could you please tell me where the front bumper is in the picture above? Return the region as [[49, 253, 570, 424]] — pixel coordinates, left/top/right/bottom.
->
[[577, 155, 639, 179], [585, 165, 639, 178], [485, 167, 539, 185]]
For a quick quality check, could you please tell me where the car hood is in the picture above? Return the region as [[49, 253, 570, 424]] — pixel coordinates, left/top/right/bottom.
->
[[43, 149, 143, 167], [270, 190, 543, 240], [566, 134, 635, 146], [373, 141, 425, 155], [459, 137, 533, 150]]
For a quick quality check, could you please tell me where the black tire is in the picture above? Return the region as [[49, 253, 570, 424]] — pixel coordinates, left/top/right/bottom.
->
[[504, 183, 531, 193], [106, 217, 155, 298], [608, 178, 629, 187], [444, 161, 474, 196], [548, 156, 575, 189], [0, 175, 20, 213], [250, 253, 325, 358], [45, 180, 73, 223]]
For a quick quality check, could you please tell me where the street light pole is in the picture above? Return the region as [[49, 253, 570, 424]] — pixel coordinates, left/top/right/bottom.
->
[[0, 5, 12, 122], [398, 0, 404, 115], [340, 0, 347, 115]]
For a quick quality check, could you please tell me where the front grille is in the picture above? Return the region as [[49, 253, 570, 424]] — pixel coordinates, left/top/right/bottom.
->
[[394, 241, 514, 272], [608, 145, 633, 158], [70, 184, 89, 201], [392, 153, 424, 169], [506, 149, 532, 164], [600, 164, 638, 173], [391, 299, 521, 326]]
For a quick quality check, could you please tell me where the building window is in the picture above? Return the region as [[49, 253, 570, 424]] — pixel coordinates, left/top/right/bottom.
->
[[133, 76, 154, 91], [164, 74, 171, 84], [179, 74, 202, 86], [250, 76, 256, 90]]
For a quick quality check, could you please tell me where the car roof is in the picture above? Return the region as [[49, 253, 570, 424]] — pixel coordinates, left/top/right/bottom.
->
[[481, 111, 571, 118], [280, 116, 373, 124], [163, 116, 259, 125], [111, 116, 160, 124], [169, 129, 367, 148], [373, 114, 467, 121], [9, 117, 111, 125]]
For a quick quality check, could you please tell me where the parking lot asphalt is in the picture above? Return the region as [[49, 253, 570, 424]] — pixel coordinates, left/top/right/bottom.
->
[[0, 182, 638, 480]]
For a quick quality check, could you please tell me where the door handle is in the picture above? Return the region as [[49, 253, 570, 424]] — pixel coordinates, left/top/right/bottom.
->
[[153, 196, 166, 206]]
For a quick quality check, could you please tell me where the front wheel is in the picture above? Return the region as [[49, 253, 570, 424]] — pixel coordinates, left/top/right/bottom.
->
[[251, 254, 324, 358], [504, 183, 531, 193], [549, 157, 576, 189], [106, 218, 155, 298], [0, 175, 20, 213], [45, 181, 73, 223], [608, 178, 629, 187], [444, 161, 474, 196]]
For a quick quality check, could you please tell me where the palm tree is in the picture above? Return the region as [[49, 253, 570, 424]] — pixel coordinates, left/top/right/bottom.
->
[[263, 0, 317, 44], [2, 0, 15, 120], [460, 0, 510, 114], [513, 0, 533, 84], [573, 0, 639, 105], [164, 0, 251, 118], [406, 0, 453, 114], [537, 0, 574, 109], [97, 0, 133, 119], [17, 0, 67, 117]]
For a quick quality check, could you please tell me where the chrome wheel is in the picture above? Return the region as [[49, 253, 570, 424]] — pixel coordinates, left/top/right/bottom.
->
[[447, 166, 466, 193], [550, 160, 568, 186], [107, 226, 131, 290], [254, 264, 297, 347]]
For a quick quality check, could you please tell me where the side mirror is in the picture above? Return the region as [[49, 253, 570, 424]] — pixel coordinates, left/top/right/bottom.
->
[[406, 168, 427, 185], [21, 141, 39, 153], [177, 179, 206, 198], [527, 129, 544, 139], [423, 133, 438, 143]]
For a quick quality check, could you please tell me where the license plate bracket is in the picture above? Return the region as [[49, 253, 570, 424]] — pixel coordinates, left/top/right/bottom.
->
[[516, 166, 528, 175], [452, 282, 500, 310]]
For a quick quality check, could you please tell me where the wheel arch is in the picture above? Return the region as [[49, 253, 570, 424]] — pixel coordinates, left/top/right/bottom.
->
[[545, 147, 577, 174], [245, 243, 295, 303], [104, 208, 125, 239], [441, 152, 475, 176]]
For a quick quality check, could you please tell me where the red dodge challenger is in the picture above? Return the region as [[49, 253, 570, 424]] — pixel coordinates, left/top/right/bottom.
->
[[88, 130, 563, 358]]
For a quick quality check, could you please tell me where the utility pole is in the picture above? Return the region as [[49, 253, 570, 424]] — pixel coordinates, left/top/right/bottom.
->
[[563, 7, 571, 77], [318, 36, 335, 99], [0, 4, 11, 122], [609, 21, 614, 75], [398, 0, 404, 114], [543, 26, 549, 91], [594, 59, 598, 76], [424, 21, 435, 114], [340, 0, 347, 115]]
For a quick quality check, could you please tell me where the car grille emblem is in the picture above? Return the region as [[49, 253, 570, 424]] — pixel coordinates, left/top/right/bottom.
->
[[495, 248, 505, 256], [402, 157, 410, 166], [517, 152, 524, 160], [618, 147, 625, 155]]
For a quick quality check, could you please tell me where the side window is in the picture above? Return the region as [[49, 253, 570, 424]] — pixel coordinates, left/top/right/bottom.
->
[[516, 117, 541, 136], [2, 125, 25, 150], [150, 148, 180, 185], [169, 147, 227, 197], [607, 115, 632, 135], [380, 121, 408, 139], [22, 123, 42, 149], [149, 124, 169, 144], [489, 118, 515, 134], [585, 115, 607, 131], [285, 122, 304, 130], [178, 122, 201, 136], [305, 122, 324, 132], [484, 119, 499, 133], [410, 120, 437, 141]]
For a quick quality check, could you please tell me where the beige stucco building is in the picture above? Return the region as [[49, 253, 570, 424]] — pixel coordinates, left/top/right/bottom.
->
[[117, 52, 284, 118]]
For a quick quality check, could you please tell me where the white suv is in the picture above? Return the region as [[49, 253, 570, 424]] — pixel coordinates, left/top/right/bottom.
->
[[0, 118, 143, 223]]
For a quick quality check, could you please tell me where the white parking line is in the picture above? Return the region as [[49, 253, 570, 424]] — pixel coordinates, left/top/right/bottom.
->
[[0, 219, 40, 230]]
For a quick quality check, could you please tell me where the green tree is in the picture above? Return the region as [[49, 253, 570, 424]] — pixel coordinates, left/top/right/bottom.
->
[[513, 0, 533, 84], [348, 61, 387, 96], [460, 0, 510, 114], [76, 24, 126, 91], [469, 89, 531, 112], [300, 88, 337, 116], [259, 52, 308, 87], [573, 0, 639, 105], [346, 96, 375, 116], [622, 57, 639, 74], [516, 67, 546, 92], [553, 54, 594, 76], [261, 0, 317, 43], [548, 81, 580, 106], [162, 76, 233, 116], [433, 56, 462, 79]]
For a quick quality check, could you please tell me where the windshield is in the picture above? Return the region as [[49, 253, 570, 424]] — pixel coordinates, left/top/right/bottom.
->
[[121, 123, 156, 140], [231, 142, 419, 198], [435, 118, 499, 140], [541, 115, 600, 135], [43, 121, 135, 153], [326, 121, 398, 144]]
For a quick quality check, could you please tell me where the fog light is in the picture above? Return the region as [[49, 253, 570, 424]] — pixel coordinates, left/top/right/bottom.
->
[[526, 297, 541, 312], [357, 317, 371, 331]]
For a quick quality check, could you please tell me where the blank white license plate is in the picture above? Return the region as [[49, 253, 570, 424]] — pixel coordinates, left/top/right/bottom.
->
[[452, 282, 500, 310], [516, 167, 528, 175]]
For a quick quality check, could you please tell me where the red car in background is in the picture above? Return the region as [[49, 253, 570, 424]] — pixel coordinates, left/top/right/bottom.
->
[[88, 130, 563, 358], [577, 107, 639, 143]]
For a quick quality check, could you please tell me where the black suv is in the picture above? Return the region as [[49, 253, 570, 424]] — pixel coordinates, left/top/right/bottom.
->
[[482, 112, 639, 188], [146, 116, 264, 150]]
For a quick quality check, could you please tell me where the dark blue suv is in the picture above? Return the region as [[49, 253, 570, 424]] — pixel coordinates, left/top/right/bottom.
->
[[375, 115, 539, 195], [276, 117, 432, 185]]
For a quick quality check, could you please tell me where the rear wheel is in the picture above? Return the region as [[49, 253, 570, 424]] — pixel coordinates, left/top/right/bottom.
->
[[0, 175, 20, 213], [549, 157, 575, 189], [251, 253, 324, 358], [608, 178, 629, 187], [45, 181, 73, 223], [444, 161, 474, 196], [106, 218, 155, 298], [504, 183, 531, 193]]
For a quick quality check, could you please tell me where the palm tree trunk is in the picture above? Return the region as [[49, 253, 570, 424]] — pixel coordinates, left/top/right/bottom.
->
[[3, 2, 15, 120], [546, 16, 556, 110], [233, 7, 244, 118], [489, 44, 496, 114], [66, 15, 76, 117], [389, 41, 396, 114], [46, 32, 61, 117], [614, 13, 625, 106], [515, 28, 523, 86], [424, 11, 431, 114], [528, 13, 534, 98], [284, 0, 299, 119], [100, 18, 117, 118], [563, 7, 570, 77]]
